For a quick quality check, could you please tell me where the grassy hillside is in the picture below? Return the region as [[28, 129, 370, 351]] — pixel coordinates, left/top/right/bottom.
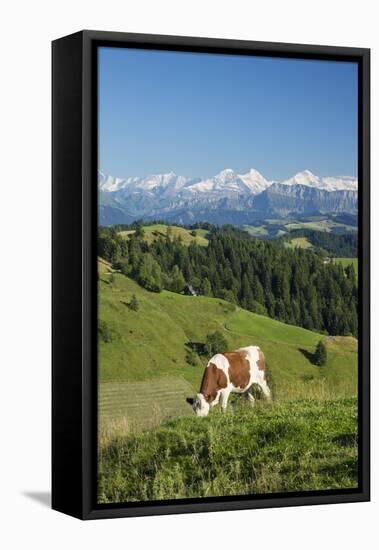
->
[[99, 272, 357, 386], [284, 236, 313, 249], [98, 256, 114, 274], [226, 310, 357, 400], [242, 224, 269, 237], [242, 215, 357, 241], [119, 224, 209, 247], [284, 219, 357, 233], [98, 268, 358, 502], [98, 272, 234, 388], [98, 398, 358, 502], [99, 270, 357, 421]]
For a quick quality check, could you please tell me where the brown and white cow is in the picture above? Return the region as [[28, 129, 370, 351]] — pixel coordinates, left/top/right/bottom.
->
[[188, 346, 271, 417]]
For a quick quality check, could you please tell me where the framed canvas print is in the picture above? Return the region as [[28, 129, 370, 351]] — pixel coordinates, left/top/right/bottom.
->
[[52, 30, 370, 519]]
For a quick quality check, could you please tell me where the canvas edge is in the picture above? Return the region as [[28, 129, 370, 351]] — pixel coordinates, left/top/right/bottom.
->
[[52, 30, 370, 520]]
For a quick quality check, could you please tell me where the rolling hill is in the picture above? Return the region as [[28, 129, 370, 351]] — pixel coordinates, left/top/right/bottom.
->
[[98, 269, 358, 501], [118, 224, 209, 247], [98, 269, 357, 432]]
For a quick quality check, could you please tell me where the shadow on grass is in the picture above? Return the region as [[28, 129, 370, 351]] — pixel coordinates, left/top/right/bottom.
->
[[318, 458, 358, 479], [120, 300, 138, 311], [331, 433, 357, 447], [185, 341, 206, 355], [299, 348, 318, 365]]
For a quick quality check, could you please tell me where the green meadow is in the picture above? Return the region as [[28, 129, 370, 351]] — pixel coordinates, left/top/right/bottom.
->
[[98, 269, 358, 502], [99, 398, 357, 503], [284, 236, 313, 249], [241, 215, 357, 242], [334, 257, 358, 272], [119, 224, 209, 247], [284, 219, 357, 233]]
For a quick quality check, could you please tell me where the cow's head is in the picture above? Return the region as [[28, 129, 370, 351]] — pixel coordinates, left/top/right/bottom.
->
[[186, 393, 210, 417]]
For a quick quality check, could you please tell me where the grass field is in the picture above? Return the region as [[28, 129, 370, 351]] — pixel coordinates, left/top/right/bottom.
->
[[98, 270, 357, 423], [333, 257, 358, 282], [99, 377, 194, 446], [97, 256, 114, 274], [98, 272, 235, 388], [284, 237, 313, 249], [98, 267, 358, 502], [98, 398, 358, 502], [334, 257, 358, 270], [242, 215, 357, 242], [284, 219, 357, 233], [242, 224, 269, 237], [119, 224, 209, 246], [226, 310, 357, 400]]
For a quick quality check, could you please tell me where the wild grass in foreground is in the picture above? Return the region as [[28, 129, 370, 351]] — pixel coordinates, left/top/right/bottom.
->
[[98, 398, 358, 503]]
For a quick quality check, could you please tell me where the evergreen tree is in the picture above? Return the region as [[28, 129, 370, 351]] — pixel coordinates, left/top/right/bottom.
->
[[98, 320, 112, 343], [186, 349, 199, 367], [205, 330, 228, 356], [201, 277, 212, 296], [128, 237, 142, 273], [137, 253, 162, 292], [166, 225, 173, 241], [314, 340, 327, 366], [252, 274, 264, 304], [171, 265, 186, 293], [241, 273, 254, 311], [116, 258, 130, 276], [129, 294, 139, 311], [134, 221, 145, 238]]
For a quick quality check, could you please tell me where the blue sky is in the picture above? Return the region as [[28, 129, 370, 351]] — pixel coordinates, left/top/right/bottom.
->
[[98, 47, 358, 181]]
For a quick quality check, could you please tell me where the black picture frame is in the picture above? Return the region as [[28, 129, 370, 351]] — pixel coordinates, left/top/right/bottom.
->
[[52, 30, 370, 520]]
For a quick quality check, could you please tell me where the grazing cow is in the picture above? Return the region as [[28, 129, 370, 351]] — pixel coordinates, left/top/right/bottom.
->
[[187, 346, 271, 417]]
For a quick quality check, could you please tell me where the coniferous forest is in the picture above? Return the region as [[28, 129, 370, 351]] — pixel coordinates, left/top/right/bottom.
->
[[98, 224, 358, 337], [279, 228, 357, 257]]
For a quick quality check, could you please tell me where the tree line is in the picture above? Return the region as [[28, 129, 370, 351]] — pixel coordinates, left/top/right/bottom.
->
[[279, 228, 357, 258], [98, 224, 358, 337]]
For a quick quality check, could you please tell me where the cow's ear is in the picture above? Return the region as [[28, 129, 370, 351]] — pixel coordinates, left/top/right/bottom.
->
[[186, 397, 194, 405]]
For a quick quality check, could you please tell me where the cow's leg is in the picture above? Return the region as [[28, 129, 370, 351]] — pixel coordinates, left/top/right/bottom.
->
[[258, 379, 272, 401], [244, 390, 255, 407], [211, 391, 220, 407], [219, 389, 231, 412]]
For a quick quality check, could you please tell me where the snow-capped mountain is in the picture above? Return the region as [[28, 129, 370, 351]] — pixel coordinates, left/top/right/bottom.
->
[[98, 167, 358, 225], [99, 170, 188, 194], [281, 170, 357, 192], [239, 168, 273, 194], [183, 169, 241, 194], [100, 167, 357, 196], [98, 171, 128, 192], [179, 168, 271, 197]]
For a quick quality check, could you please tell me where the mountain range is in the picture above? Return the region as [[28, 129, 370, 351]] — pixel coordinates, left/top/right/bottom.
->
[[98, 168, 358, 226]]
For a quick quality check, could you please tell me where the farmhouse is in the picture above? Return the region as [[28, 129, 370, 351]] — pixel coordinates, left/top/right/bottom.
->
[[184, 284, 199, 296]]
